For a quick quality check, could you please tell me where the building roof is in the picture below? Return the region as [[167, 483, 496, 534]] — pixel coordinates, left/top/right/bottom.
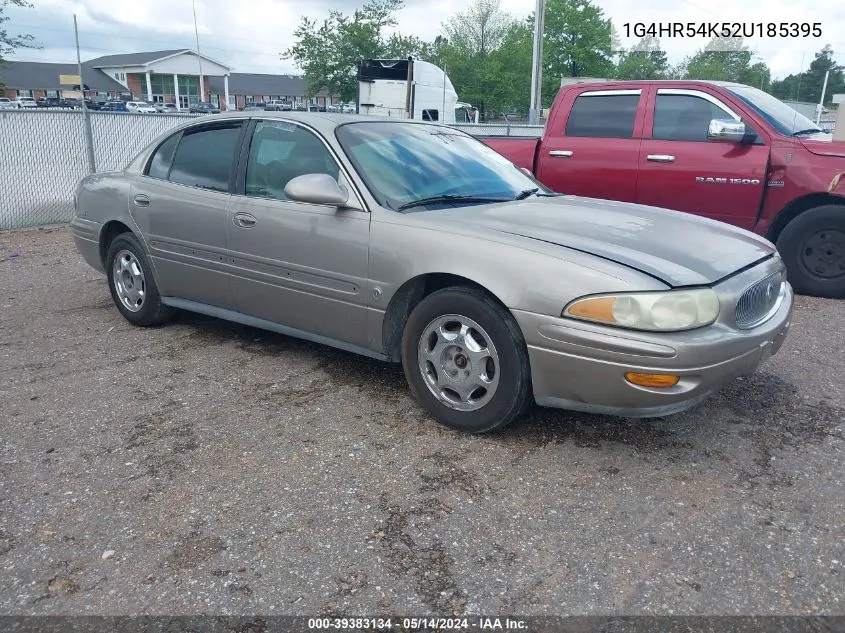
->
[[0, 61, 126, 92], [208, 72, 329, 97], [86, 50, 189, 68]]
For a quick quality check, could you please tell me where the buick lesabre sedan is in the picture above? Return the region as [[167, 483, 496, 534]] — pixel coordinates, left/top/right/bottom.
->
[[72, 112, 793, 433]]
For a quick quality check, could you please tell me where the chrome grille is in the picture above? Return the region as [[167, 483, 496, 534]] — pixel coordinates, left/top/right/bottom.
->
[[735, 271, 785, 329]]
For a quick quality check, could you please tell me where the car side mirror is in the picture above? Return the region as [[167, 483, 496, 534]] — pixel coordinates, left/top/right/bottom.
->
[[707, 119, 748, 143], [284, 173, 350, 207]]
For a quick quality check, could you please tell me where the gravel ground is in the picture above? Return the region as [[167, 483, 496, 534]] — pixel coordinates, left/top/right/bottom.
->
[[0, 226, 843, 617]]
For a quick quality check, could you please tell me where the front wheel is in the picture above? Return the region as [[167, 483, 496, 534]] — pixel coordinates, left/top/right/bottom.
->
[[777, 205, 845, 298], [401, 287, 533, 434]]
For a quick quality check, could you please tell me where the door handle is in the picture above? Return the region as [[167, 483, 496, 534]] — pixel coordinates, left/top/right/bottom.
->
[[549, 150, 573, 157], [233, 212, 257, 228], [647, 154, 675, 163], [133, 194, 151, 207]]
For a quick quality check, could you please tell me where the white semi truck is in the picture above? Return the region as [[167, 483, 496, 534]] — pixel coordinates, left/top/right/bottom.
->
[[356, 58, 479, 125]]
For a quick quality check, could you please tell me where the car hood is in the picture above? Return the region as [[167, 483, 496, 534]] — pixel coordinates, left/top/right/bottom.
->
[[418, 196, 776, 287], [798, 134, 845, 158]]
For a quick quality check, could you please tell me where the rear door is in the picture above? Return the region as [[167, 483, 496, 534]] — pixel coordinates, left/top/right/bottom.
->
[[634, 87, 770, 230], [130, 120, 246, 309], [535, 88, 646, 201]]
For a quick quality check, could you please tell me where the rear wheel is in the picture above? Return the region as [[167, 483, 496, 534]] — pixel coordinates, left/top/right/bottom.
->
[[401, 287, 533, 434], [777, 205, 845, 298], [105, 233, 172, 326]]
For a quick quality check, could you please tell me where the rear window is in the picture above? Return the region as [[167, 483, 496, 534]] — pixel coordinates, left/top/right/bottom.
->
[[565, 93, 640, 139], [167, 122, 243, 192]]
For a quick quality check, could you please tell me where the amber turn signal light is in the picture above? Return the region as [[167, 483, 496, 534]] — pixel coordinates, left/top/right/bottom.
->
[[624, 372, 680, 388]]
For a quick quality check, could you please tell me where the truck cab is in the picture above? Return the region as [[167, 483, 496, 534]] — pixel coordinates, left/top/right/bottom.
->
[[481, 80, 845, 298], [357, 58, 479, 125]]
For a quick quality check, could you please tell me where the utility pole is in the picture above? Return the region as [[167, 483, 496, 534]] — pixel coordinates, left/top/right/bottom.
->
[[74, 14, 96, 174], [192, 0, 205, 103], [816, 70, 829, 125], [528, 0, 546, 125]]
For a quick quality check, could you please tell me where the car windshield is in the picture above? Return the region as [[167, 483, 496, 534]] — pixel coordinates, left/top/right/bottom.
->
[[726, 85, 822, 136], [335, 122, 544, 211]]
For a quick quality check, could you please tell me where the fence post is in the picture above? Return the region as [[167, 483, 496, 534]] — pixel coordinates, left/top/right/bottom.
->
[[74, 14, 97, 174]]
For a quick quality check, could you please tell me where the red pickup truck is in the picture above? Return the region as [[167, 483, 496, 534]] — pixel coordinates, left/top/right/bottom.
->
[[481, 80, 845, 298]]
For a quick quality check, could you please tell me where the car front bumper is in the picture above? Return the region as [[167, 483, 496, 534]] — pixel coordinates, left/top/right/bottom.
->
[[514, 265, 794, 418]]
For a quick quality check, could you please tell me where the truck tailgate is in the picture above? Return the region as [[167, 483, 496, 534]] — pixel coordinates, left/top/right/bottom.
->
[[479, 137, 540, 173]]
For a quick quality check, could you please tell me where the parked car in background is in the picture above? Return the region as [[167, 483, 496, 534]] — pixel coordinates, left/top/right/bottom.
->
[[243, 103, 268, 111], [0, 97, 14, 110], [294, 103, 308, 112], [481, 79, 845, 299], [188, 102, 221, 114], [71, 112, 792, 434], [342, 103, 356, 113], [154, 103, 179, 113], [126, 101, 157, 114], [85, 97, 109, 111], [265, 100, 292, 111], [37, 97, 72, 108], [13, 97, 37, 109], [102, 100, 129, 112]]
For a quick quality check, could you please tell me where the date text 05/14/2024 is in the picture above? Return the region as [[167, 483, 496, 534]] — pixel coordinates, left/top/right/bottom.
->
[[307, 617, 529, 630], [622, 22, 822, 39]]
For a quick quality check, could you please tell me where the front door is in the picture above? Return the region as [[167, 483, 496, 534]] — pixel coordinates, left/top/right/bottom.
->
[[227, 119, 371, 347], [129, 119, 246, 309], [634, 88, 770, 230], [535, 88, 645, 202]]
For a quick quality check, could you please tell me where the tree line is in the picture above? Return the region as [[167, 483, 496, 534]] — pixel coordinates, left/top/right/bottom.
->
[[282, 0, 845, 120]]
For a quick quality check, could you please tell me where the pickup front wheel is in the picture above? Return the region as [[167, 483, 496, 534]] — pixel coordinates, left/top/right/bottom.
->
[[777, 205, 845, 299]]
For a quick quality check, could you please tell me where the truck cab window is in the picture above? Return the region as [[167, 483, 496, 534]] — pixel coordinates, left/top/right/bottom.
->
[[653, 94, 732, 142], [422, 109, 439, 122], [565, 93, 640, 138]]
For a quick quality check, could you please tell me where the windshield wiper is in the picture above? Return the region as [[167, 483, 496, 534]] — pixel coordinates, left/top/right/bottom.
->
[[396, 194, 510, 212], [514, 188, 540, 200], [792, 128, 823, 136]]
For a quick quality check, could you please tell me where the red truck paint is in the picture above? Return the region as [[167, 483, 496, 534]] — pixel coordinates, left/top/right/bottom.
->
[[481, 80, 845, 298]]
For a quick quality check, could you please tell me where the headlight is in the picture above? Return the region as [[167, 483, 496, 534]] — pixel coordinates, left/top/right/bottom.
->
[[563, 289, 720, 332]]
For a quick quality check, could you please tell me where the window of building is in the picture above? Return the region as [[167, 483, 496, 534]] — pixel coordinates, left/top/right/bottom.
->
[[244, 121, 340, 201], [652, 94, 733, 142], [114, 73, 120, 80], [246, 96, 254, 103], [167, 122, 243, 192], [145, 132, 181, 180], [17, 90, 32, 97], [46, 90, 59, 98], [565, 92, 640, 139], [422, 109, 439, 122]]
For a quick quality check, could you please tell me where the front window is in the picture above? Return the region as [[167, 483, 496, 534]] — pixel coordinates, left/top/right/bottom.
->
[[726, 85, 821, 136], [335, 122, 543, 212]]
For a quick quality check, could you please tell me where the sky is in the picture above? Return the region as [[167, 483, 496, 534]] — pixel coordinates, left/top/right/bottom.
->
[[5, 0, 845, 84]]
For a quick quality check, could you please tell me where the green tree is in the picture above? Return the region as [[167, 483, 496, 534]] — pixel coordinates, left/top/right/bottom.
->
[[281, 0, 428, 101], [538, 0, 614, 104], [682, 36, 771, 87], [436, 0, 523, 118], [614, 36, 668, 80], [769, 46, 843, 105], [1, 0, 37, 88]]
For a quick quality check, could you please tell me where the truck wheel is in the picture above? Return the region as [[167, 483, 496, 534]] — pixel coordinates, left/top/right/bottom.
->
[[401, 287, 533, 434], [776, 205, 845, 298]]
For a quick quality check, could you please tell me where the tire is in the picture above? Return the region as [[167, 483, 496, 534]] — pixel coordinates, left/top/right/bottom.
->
[[776, 205, 845, 298], [105, 232, 172, 326], [401, 287, 533, 434]]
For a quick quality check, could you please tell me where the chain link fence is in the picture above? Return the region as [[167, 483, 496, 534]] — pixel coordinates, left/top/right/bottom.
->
[[0, 109, 838, 231], [0, 110, 199, 230]]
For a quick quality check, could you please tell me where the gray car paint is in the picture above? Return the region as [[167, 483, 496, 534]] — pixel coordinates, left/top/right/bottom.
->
[[72, 111, 793, 417]]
